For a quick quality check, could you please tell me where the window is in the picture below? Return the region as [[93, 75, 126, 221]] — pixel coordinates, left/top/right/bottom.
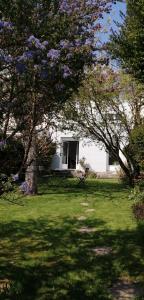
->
[[62, 142, 68, 164], [108, 152, 119, 166]]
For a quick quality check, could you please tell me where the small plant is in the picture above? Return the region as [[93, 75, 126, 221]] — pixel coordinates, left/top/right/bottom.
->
[[130, 186, 144, 221], [117, 168, 131, 185], [87, 170, 97, 179], [133, 201, 144, 220], [79, 157, 97, 178]]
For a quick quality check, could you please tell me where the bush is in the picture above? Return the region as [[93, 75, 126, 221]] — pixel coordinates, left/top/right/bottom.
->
[[36, 133, 56, 173], [0, 137, 24, 176], [87, 170, 97, 179], [133, 201, 144, 220], [130, 186, 144, 221]]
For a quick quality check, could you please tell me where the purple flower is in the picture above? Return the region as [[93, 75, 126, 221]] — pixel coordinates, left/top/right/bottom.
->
[[42, 41, 49, 47], [62, 65, 72, 78], [20, 181, 32, 194], [11, 174, 19, 181], [0, 54, 13, 64], [47, 49, 61, 61], [24, 51, 34, 59], [75, 39, 82, 47], [60, 40, 70, 49], [0, 20, 13, 29], [18, 51, 34, 62], [85, 38, 92, 46], [4, 55, 13, 63], [27, 35, 46, 50], [27, 35, 37, 43]]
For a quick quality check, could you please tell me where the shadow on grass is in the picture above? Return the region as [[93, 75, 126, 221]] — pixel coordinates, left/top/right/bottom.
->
[[39, 177, 129, 197], [0, 216, 144, 300]]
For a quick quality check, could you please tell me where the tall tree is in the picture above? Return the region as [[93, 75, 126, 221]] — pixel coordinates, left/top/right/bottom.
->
[[0, 0, 115, 193], [109, 0, 144, 82], [61, 66, 144, 185]]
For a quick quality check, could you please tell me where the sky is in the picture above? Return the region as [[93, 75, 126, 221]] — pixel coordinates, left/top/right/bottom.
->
[[99, 1, 126, 43]]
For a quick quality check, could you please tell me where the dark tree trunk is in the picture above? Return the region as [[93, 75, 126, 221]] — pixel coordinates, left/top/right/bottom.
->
[[25, 133, 38, 194]]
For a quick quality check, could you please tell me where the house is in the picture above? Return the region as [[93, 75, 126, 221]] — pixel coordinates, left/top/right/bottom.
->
[[51, 130, 119, 176]]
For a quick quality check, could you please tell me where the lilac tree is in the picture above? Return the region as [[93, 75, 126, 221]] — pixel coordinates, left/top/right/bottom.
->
[[0, 0, 115, 194]]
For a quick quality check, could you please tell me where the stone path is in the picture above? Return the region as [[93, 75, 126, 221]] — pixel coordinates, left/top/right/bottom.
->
[[110, 280, 144, 299], [77, 216, 87, 221], [0, 279, 11, 293], [85, 209, 95, 213], [92, 247, 112, 256], [79, 197, 144, 299], [80, 202, 89, 206], [77, 226, 97, 233]]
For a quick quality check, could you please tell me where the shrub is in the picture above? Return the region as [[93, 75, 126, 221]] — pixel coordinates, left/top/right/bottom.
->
[[87, 170, 97, 179], [0, 137, 24, 176], [36, 133, 56, 173], [133, 201, 144, 220], [130, 186, 144, 221], [117, 168, 132, 185]]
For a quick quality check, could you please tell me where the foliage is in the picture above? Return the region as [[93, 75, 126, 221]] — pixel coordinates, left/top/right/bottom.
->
[[0, 0, 114, 139], [36, 132, 56, 172], [109, 0, 144, 82], [62, 66, 144, 185], [133, 201, 144, 221], [129, 185, 144, 221], [0, 0, 115, 193], [130, 125, 144, 169], [117, 168, 131, 185], [0, 136, 24, 175]]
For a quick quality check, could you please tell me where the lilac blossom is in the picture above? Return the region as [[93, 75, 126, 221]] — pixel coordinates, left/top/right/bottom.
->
[[59, 0, 79, 14], [20, 181, 33, 194], [42, 41, 49, 47], [60, 40, 70, 49], [4, 55, 13, 63], [85, 38, 93, 46], [18, 51, 34, 62], [62, 65, 72, 78], [47, 49, 61, 61], [0, 20, 13, 30], [75, 39, 82, 47], [0, 54, 13, 63], [27, 35, 47, 50]]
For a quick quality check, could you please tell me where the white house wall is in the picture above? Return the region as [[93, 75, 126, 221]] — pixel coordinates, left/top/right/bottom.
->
[[51, 130, 109, 173]]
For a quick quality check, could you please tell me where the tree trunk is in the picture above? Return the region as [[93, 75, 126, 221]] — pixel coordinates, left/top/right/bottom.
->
[[25, 133, 38, 194], [117, 156, 134, 187]]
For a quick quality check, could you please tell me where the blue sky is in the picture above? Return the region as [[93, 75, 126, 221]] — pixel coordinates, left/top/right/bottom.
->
[[99, 1, 126, 43]]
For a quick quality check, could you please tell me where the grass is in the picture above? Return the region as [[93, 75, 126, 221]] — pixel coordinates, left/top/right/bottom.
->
[[0, 178, 144, 299]]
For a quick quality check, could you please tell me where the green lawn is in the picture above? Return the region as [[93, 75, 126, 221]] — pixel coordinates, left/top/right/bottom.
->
[[0, 178, 144, 299]]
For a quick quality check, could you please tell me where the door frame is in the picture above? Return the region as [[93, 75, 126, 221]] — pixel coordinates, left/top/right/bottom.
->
[[61, 138, 79, 170]]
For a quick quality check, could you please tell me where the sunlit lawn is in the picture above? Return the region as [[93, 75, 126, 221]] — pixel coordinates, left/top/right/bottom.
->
[[0, 178, 144, 299]]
